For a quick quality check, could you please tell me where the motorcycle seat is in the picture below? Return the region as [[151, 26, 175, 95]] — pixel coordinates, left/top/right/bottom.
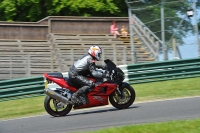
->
[[47, 72, 63, 78]]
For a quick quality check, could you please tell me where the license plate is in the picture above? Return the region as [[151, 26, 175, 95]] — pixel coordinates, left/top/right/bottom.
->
[[44, 80, 48, 89]]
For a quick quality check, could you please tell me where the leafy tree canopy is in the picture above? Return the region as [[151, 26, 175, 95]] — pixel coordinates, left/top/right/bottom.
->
[[0, 0, 127, 22]]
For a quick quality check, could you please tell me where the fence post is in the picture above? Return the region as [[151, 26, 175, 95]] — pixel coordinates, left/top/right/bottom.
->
[[161, 0, 168, 60], [9, 57, 12, 79], [27, 54, 31, 77], [113, 45, 117, 64], [123, 48, 126, 64], [128, 9, 136, 64], [50, 37, 54, 72]]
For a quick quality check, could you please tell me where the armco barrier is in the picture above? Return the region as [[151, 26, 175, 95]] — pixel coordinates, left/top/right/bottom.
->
[[0, 57, 200, 102], [121, 57, 200, 84], [0, 76, 44, 102]]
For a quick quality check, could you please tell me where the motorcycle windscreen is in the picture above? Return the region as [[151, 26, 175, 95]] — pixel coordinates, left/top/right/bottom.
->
[[104, 59, 116, 70]]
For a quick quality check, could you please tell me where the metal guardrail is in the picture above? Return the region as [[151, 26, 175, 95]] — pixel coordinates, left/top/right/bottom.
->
[[124, 57, 200, 84], [0, 76, 44, 102], [0, 58, 200, 102]]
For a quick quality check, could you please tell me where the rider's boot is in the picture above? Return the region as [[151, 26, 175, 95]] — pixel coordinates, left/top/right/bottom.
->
[[71, 91, 81, 104], [71, 87, 86, 104]]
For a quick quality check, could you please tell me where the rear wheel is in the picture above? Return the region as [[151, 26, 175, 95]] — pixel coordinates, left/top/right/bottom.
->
[[44, 95, 72, 117], [109, 84, 135, 109]]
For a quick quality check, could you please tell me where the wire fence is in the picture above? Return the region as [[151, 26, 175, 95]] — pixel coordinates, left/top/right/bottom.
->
[[126, 0, 200, 60]]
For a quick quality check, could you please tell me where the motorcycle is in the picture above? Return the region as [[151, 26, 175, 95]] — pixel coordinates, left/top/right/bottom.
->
[[43, 59, 136, 117]]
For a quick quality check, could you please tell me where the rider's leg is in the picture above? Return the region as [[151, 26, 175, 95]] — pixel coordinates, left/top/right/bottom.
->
[[71, 86, 88, 103], [71, 75, 95, 103]]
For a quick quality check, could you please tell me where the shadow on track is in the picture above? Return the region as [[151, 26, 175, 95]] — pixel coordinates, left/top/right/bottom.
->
[[50, 105, 140, 118]]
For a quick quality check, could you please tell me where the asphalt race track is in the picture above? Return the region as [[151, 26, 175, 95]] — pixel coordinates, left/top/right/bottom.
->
[[1, 97, 200, 133]]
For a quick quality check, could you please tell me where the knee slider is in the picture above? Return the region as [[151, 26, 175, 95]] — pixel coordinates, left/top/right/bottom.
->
[[88, 81, 95, 92], [88, 81, 95, 88]]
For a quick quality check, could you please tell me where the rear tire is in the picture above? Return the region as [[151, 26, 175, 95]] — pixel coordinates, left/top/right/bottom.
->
[[109, 84, 135, 109], [44, 95, 72, 117]]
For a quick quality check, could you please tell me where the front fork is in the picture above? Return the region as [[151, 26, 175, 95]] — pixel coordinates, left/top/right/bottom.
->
[[116, 85, 124, 98], [117, 82, 131, 98]]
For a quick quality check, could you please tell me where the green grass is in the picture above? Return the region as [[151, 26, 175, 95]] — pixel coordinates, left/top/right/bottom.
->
[[0, 96, 46, 120], [83, 118, 200, 133], [0, 77, 200, 120], [133, 77, 200, 102]]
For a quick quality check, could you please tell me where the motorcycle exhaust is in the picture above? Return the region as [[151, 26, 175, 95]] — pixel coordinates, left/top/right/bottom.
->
[[44, 88, 73, 105]]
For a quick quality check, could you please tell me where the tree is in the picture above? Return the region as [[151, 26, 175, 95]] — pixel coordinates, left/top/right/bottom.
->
[[0, 0, 127, 22]]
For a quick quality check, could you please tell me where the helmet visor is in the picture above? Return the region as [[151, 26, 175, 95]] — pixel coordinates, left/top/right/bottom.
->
[[98, 52, 101, 59]]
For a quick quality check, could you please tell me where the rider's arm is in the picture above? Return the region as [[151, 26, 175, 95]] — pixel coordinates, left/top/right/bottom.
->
[[87, 59, 103, 78], [95, 64, 106, 70]]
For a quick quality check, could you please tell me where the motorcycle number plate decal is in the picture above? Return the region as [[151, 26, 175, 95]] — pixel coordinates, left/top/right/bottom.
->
[[44, 81, 48, 89]]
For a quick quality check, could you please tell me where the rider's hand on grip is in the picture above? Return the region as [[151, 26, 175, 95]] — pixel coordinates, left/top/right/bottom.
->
[[102, 71, 110, 78]]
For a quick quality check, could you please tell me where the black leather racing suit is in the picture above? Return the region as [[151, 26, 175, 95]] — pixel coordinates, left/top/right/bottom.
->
[[68, 53, 105, 96]]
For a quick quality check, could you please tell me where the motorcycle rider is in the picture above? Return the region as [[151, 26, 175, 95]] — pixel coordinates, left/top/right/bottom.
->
[[68, 45, 110, 103]]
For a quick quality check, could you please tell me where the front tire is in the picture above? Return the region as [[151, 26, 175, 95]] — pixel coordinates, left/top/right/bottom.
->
[[44, 95, 72, 117], [109, 84, 135, 109]]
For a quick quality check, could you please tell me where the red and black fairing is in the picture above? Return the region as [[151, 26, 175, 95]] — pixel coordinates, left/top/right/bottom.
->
[[73, 82, 117, 109]]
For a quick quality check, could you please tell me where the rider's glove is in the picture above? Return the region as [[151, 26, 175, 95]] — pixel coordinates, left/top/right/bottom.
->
[[102, 71, 110, 78]]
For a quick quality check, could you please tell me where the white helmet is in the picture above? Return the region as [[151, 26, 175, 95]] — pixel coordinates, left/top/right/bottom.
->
[[88, 45, 102, 61]]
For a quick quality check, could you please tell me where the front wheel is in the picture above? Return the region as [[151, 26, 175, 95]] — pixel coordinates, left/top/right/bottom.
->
[[44, 95, 72, 117], [109, 84, 135, 109]]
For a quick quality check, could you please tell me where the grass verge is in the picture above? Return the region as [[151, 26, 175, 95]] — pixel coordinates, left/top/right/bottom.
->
[[0, 77, 200, 120], [84, 118, 200, 133]]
